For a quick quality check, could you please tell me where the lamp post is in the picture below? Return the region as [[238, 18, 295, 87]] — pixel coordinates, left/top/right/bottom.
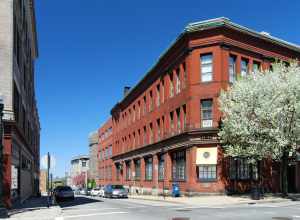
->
[[0, 95, 8, 217]]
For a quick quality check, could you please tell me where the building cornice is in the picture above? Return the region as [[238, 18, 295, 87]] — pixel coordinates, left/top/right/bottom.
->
[[110, 18, 300, 115], [111, 128, 219, 162]]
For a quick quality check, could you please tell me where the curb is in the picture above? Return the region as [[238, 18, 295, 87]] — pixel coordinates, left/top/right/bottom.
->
[[128, 196, 291, 207]]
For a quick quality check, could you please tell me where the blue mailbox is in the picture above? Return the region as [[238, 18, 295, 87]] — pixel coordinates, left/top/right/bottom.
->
[[172, 183, 180, 197]]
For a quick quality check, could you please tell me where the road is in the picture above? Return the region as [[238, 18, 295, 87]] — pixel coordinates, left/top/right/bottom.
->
[[54, 196, 300, 220]]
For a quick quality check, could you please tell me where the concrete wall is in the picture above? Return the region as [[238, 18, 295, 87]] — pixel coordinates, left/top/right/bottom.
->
[[0, 0, 13, 113]]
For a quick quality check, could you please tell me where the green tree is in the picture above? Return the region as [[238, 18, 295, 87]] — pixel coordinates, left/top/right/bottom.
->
[[219, 62, 300, 196]]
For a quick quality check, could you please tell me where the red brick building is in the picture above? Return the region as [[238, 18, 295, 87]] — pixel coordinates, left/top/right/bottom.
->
[[98, 18, 300, 195], [97, 119, 113, 186]]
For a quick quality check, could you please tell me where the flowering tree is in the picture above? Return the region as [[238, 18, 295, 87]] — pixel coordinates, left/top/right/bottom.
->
[[218, 62, 300, 196]]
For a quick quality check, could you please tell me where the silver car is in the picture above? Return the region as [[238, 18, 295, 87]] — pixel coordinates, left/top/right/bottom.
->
[[104, 184, 128, 198], [54, 186, 74, 201]]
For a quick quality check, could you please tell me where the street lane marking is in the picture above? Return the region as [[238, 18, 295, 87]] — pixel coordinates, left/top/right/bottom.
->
[[62, 208, 120, 212], [63, 211, 129, 219], [55, 218, 64, 220], [126, 206, 147, 208]]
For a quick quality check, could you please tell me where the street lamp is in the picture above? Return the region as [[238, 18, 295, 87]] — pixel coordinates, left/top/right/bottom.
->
[[0, 95, 8, 217]]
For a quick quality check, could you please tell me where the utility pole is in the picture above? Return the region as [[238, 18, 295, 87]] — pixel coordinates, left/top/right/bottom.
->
[[0, 96, 8, 217], [47, 152, 51, 207]]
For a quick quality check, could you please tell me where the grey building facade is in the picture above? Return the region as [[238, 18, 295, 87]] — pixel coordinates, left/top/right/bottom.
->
[[88, 131, 98, 182], [0, 0, 40, 207]]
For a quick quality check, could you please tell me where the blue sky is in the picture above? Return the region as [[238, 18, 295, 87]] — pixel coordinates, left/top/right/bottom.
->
[[35, 0, 300, 177]]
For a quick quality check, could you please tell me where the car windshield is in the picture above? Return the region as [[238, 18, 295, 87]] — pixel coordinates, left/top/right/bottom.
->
[[111, 185, 124, 190]]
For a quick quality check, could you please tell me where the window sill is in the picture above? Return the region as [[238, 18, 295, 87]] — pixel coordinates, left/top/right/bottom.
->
[[197, 179, 217, 183], [171, 179, 186, 182]]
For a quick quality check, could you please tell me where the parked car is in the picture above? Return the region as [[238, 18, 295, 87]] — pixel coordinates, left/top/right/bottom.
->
[[54, 186, 74, 201], [90, 188, 102, 196], [79, 188, 88, 195], [104, 184, 128, 198]]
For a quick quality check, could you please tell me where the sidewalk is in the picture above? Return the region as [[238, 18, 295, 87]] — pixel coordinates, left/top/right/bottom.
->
[[6, 196, 61, 220], [128, 194, 291, 207]]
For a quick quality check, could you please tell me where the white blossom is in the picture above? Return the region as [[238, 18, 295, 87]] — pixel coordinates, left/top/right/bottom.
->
[[219, 61, 300, 161]]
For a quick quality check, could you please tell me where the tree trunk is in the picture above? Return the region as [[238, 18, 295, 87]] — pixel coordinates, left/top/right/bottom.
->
[[281, 151, 289, 197]]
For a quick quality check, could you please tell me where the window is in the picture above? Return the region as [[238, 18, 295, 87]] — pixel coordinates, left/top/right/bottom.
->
[[183, 62, 187, 88], [128, 109, 131, 125], [134, 159, 141, 180], [169, 73, 174, 98], [237, 158, 250, 179], [133, 132, 136, 147], [116, 163, 121, 181], [149, 91, 153, 111], [82, 161, 87, 167], [170, 112, 174, 134], [108, 166, 112, 180], [137, 129, 141, 146], [138, 101, 141, 120], [13, 83, 20, 123], [229, 158, 258, 180], [201, 99, 213, 128], [145, 157, 153, 180], [229, 158, 236, 180], [229, 55, 236, 83], [149, 123, 153, 144], [143, 126, 147, 145], [176, 68, 181, 94], [172, 151, 186, 181], [253, 61, 261, 72], [241, 58, 249, 77], [126, 161, 131, 180], [201, 54, 213, 82], [143, 96, 147, 115], [133, 105, 136, 122], [198, 165, 217, 181], [158, 154, 165, 181], [156, 119, 161, 141], [108, 145, 112, 157], [156, 84, 160, 107], [176, 108, 181, 131]]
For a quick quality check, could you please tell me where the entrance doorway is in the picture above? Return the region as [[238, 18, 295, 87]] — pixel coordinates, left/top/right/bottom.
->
[[287, 164, 296, 193]]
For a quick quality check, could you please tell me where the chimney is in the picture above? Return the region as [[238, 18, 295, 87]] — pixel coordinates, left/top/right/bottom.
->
[[124, 86, 131, 97]]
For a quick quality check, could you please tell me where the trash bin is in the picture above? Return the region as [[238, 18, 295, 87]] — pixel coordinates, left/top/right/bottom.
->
[[172, 183, 180, 197], [251, 186, 261, 200]]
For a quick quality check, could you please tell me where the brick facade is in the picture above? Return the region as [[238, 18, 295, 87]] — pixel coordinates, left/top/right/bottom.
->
[[97, 18, 300, 195]]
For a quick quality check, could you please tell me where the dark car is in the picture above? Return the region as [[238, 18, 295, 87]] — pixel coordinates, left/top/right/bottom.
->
[[54, 186, 75, 202], [104, 184, 128, 198]]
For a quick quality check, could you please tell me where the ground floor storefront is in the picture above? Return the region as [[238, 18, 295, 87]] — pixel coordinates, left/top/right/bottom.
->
[[98, 129, 300, 195], [109, 149, 300, 195], [3, 122, 39, 208]]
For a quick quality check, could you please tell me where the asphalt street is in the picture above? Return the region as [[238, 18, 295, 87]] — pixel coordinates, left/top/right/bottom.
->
[[53, 196, 300, 220]]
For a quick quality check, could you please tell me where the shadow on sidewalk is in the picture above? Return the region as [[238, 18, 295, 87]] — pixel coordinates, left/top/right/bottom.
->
[[57, 196, 103, 208], [9, 196, 51, 216]]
